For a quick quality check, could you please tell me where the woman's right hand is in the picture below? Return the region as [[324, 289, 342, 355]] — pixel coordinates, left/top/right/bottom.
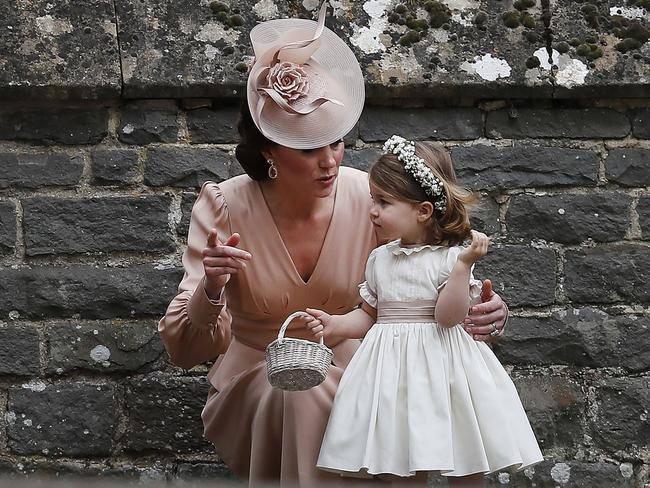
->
[[202, 229, 252, 300]]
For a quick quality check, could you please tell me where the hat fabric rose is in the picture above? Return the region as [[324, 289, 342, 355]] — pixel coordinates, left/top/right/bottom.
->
[[267, 61, 310, 102]]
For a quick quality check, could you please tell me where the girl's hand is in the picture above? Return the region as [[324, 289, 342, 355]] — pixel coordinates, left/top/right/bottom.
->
[[202, 229, 252, 300], [304, 308, 334, 340], [458, 230, 490, 265]]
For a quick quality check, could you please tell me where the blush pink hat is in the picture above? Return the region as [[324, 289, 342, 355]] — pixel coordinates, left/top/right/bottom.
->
[[247, 2, 365, 149]]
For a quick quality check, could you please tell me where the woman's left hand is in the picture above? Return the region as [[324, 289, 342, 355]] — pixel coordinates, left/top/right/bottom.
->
[[463, 279, 508, 342]]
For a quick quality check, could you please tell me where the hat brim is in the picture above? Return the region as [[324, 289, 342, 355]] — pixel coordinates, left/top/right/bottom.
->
[[247, 18, 365, 150]]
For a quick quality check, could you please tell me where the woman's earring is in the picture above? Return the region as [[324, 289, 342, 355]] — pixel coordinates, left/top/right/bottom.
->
[[267, 159, 278, 179]]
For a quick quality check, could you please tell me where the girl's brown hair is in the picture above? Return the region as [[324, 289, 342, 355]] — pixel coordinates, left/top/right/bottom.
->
[[369, 141, 477, 246]]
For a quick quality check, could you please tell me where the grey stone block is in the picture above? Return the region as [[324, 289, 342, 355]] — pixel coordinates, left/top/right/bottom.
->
[[511, 373, 585, 450], [474, 245, 556, 307], [639, 196, 650, 240], [0, 326, 40, 376], [593, 376, 650, 452], [0, 265, 183, 319], [565, 245, 650, 304], [91, 149, 140, 185], [470, 195, 500, 236], [7, 383, 116, 456], [343, 148, 381, 172], [145, 147, 230, 188], [632, 108, 650, 139], [487, 109, 630, 139], [496, 308, 650, 372], [0, 108, 108, 145], [0, 0, 120, 99], [360, 108, 482, 141], [178, 191, 198, 239], [187, 106, 240, 144], [118, 107, 179, 145], [0, 201, 16, 253], [45, 322, 166, 375], [606, 148, 650, 187], [452, 145, 598, 191], [23, 195, 175, 256], [0, 152, 83, 189], [122, 375, 213, 453], [507, 193, 631, 244]]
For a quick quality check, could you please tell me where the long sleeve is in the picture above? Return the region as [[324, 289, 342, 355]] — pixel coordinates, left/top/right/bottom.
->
[[158, 182, 233, 369]]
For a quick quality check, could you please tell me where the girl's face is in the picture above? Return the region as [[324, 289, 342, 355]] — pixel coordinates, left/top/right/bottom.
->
[[263, 140, 344, 198], [369, 181, 432, 245]]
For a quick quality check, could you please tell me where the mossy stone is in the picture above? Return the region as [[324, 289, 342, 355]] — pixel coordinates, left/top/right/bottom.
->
[[209, 1, 230, 13], [228, 14, 244, 27], [526, 56, 541, 69], [234, 62, 248, 73], [556, 41, 570, 53], [473, 11, 488, 26], [616, 37, 642, 52], [399, 30, 421, 46], [514, 0, 535, 10]]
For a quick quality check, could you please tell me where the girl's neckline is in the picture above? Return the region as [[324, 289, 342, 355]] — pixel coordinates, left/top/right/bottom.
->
[[386, 239, 445, 256]]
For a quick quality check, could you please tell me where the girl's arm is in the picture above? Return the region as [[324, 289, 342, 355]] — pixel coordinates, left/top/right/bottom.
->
[[306, 301, 376, 341], [435, 231, 490, 328]]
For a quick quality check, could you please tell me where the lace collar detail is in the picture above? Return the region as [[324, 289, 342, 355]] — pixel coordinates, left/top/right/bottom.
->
[[385, 239, 444, 256]]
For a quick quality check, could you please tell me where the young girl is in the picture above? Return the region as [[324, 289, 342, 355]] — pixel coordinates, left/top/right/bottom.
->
[[305, 136, 543, 486]]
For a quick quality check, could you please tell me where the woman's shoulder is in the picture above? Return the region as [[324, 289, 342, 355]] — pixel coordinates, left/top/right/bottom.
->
[[200, 175, 256, 202]]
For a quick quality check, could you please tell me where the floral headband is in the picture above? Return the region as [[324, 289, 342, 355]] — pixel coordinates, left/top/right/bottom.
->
[[382, 135, 448, 213]]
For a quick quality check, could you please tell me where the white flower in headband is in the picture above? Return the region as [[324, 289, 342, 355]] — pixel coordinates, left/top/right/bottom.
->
[[382, 135, 447, 213]]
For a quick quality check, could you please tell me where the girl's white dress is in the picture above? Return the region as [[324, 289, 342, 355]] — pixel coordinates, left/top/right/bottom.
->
[[317, 240, 543, 477]]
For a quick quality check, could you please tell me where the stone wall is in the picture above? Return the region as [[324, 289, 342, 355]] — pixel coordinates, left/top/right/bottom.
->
[[1, 0, 649, 486]]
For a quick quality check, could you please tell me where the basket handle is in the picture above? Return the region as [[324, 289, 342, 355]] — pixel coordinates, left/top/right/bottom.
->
[[277, 311, 324, 345]]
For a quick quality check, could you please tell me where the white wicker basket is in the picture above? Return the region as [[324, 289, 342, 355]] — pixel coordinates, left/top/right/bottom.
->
[[265, 311, 333, 391]]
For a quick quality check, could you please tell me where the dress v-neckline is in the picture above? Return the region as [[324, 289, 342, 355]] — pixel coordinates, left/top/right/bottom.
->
[[255, 179, 340, 287]]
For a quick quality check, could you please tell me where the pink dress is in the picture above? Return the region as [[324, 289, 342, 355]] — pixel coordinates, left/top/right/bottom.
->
[[158, 167, 376, 486]]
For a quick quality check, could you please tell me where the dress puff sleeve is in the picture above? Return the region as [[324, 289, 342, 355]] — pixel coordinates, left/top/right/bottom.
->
[[158, 182, 232, 369], [358, 247, 380, 309], [436, 246, 483, 304]]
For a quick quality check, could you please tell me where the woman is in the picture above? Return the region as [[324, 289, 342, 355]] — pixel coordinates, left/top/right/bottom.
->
[[159, 4, 508, 486]]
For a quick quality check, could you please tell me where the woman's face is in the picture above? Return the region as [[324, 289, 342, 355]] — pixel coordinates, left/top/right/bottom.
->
[[263, 140, 344, 197]]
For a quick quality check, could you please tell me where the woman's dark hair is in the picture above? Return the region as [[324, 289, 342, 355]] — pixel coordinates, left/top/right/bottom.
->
[[235, 102, 277, 181], [369, 141, 477, 247]]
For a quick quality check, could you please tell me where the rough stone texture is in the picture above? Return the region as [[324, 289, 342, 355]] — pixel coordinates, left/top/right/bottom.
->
[[605, 148, 650, 187], [639, 196, 650, 240], [470, 195, 500, 236], [501, 459, 638, 487], [473, 245, 556, 307], [145, 147, 230, 188], [343, 148, 382, 172], [23, 196, 174, 256], [122, 375, 213, 453], [91, 148, 140, 185], [0, 152, 84, 189], [0, 201, 16, 253], [45, 322, 165, 375], [507, 193, 631, 244], [175, 462, 234, 481], [511, 373, 585, 450], [565, 245, 649, 304], [452, 145, 598, 191], [632, 108, 650, 139], [486, 109, 630, 139], [0, 0, 120, 99], [187, 105, 240, 144], [178, 191, 198, 239], [0, 265, 182, 319], [496, 309, 650, 372], [0, 108, 108, 144], [359, 108, 482, 141], [0, 326, 40, 376], [118, 106, 179, 145], [593, 376, 650, 452], [7, 383, 115, 456]]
